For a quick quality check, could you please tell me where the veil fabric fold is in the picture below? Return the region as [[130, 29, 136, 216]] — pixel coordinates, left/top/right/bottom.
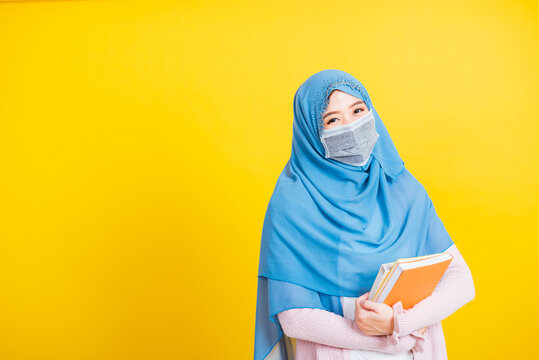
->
[[254, 69, 453, 360]]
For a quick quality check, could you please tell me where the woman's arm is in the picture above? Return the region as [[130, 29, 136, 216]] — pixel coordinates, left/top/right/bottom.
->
[[390, 243, 476, 337], [277, 306, 424, 354]]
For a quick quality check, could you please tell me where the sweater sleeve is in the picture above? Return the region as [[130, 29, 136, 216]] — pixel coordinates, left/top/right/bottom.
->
[[390, 243, 476, 337], [277, 306, 423, 354]]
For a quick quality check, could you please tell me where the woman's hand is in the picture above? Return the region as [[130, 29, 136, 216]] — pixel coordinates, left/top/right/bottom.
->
[[355, 292, 395, 336], [355, 292, 429, 336]]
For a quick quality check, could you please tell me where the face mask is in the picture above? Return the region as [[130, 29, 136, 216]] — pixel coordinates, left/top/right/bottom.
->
[[320, 109, 380, 166]]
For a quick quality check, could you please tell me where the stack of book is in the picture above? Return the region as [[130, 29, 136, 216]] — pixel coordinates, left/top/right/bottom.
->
[[367, 251, 453, 310]]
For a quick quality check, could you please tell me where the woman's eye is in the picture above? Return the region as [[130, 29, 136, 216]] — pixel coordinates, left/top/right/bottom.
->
[[354, 108, 363, 114], [327, 118, 339, 125]]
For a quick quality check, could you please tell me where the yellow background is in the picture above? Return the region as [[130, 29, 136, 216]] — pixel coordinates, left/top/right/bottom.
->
[[0, 0, 537, 359]]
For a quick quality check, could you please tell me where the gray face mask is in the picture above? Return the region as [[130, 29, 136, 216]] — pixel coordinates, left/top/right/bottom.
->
[[320, 109, 380, 166]]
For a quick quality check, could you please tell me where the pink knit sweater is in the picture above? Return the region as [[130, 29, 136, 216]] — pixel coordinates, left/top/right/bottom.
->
[[277, 243, 475, 359]]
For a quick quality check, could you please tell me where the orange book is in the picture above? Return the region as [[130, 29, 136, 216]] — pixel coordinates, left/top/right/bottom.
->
[[367, 252, 453, 310]]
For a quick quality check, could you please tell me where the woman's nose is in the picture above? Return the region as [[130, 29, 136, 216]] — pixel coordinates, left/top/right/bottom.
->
[[342, 115, 357, 126]]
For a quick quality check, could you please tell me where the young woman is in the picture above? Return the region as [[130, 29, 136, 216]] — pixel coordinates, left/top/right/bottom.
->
[[254, 69, 475, 360]]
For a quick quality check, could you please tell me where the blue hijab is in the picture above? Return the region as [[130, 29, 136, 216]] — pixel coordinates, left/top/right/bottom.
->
[[254, 69, 454, 359]]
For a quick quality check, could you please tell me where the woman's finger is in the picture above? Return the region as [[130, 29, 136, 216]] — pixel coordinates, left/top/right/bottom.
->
[[360, 299, 380, 312], [357, 292, 370, 301]]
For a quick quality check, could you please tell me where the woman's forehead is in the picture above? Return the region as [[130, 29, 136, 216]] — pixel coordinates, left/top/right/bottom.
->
[[327, 89, 363, 101]]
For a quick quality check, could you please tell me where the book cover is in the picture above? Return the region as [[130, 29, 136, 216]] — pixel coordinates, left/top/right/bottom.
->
[[368, 252, 453, 310]]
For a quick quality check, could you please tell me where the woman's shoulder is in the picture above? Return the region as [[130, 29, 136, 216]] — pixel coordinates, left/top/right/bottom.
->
[[391, 168, 429, 200], [395, 168, 424, 187]]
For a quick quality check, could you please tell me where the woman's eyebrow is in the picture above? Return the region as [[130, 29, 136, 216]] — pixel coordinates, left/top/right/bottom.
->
[[349, 100, 365, 107], [323, 100, 365, 119]]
